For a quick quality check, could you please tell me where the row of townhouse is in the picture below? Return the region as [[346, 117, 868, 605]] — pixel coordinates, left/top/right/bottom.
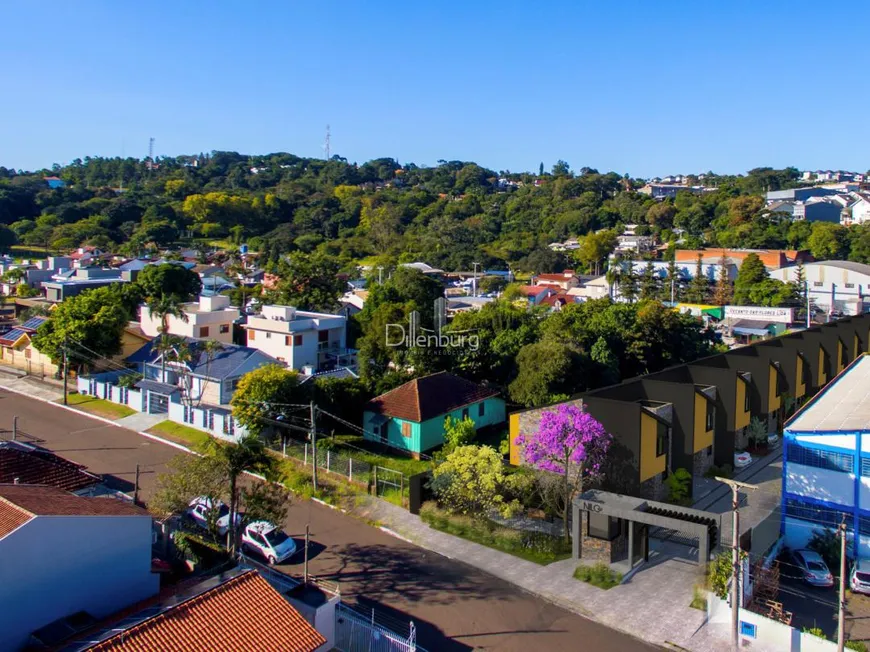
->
[[509, 313, 870, 501]]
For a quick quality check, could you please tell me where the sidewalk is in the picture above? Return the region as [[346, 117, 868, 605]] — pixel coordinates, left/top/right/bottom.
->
[[358, 496, 734, 652], [0, 368, 64, 402]]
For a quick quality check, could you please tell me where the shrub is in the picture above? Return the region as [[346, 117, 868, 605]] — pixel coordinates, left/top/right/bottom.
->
[[705, 463, 733, 479], [802, 626, 826, 640], [666, 467, 692, 505], [690, 585, 707, 611], [709, 551, 734, 599], [807, 528, 842, 575], [573, 562, 623, 590], [846, 641, 868, 652]]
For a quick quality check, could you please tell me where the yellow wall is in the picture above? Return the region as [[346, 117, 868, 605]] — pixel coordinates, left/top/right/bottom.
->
[[693, 393, 714, 453], [768, 364, 780, 412], [837, 341, 844, 374], [855, 334, 860, 360], [735, 378, 750, 430], [640, 413, 666, 482], [120, 330, 151, 360], [818, 348, 827, 386], [509, 413, 521, 465], [795, 355, 806, 398]]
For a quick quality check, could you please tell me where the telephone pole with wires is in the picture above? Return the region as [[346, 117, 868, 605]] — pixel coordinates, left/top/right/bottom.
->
[[62, 335, 69, 405], [715, 476, 758, 652], [309, 401, 318, 492], [838, 518, 847, 652]]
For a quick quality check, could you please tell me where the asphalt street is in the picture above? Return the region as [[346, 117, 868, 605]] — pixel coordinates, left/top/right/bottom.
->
[[0, 388, 661, 651]]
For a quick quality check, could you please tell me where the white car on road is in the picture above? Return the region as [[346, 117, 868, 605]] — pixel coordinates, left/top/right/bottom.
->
[[241, 521, 297, 564], [186, 497, 241, 537]]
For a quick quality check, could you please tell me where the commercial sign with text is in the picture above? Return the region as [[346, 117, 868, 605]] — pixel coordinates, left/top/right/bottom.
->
[[724, 306, 794, 324]]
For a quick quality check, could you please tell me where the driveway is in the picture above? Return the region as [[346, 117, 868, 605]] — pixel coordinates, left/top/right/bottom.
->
[[0, 389, 660, 652]]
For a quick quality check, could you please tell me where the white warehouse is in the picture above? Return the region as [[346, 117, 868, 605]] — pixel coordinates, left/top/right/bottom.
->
[[770, 261, 870, 316]]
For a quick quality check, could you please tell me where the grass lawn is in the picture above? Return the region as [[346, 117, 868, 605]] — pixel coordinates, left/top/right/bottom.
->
[[146, 420, 211, 448], [328, 433, 432, 476], [62, 393, 136, 420]]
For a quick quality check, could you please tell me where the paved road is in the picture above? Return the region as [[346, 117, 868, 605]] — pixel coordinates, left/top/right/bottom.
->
[[0, 389, 660, 651]]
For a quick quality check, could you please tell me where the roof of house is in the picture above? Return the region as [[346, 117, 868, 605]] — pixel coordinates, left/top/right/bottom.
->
[[20, 316, 48, 331], [0, 485, 146, 538], [365, 371, 500, 422], [798, 260, 870, 276], [0, 442, 101, 493], [0, 328, 28, 346], [516, 284, 550, 296], [788, 354, 870, 432], [84, 570, 326, 652], [126, 337, 280, 380], [535, 273, 576, 282]]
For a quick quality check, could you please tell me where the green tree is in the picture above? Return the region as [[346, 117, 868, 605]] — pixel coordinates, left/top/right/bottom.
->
[[431, 445, 514, 517], [31, 286, 133, 369], [574, 230, 617, 275], [619, 260, 638, 303], [509, 340, 583, 407], [685, 254, 709, 303], [267, 252, 345, 312], [807, 222, 850, 260], [231, 364, 302, 436], [136, 263, 202, 301], [733, 252, 768, 305], [442, 415, 476, 454], [639, 260, 658, 300]]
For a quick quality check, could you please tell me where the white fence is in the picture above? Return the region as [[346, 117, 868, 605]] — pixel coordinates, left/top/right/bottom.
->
[[707, 593, 837, 651]]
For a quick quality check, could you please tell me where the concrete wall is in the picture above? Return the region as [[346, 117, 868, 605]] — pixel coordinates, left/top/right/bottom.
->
[[0, 514, 159, 651], [707, 593, 836, 651]]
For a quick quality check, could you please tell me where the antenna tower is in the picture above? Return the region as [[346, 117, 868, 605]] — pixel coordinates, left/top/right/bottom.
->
[[324, 125, 331, 160], [148, 137, 155, 173]]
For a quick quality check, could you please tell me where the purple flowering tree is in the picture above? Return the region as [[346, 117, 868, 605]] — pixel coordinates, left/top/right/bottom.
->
[[515, 403, 612, 536]]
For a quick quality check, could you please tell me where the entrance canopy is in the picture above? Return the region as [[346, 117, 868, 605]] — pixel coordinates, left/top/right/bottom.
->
[[572, 489, 721, 567]]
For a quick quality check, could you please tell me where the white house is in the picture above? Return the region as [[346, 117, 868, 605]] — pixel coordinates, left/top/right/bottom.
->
[[140, 294, 239, 343], [844, 194, 870, 226], [245, 305, 353, 373], [770, 261, 870, 316], [0, 484, 159, 651]]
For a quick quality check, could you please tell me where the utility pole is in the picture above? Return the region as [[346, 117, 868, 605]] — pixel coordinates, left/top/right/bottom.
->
[[309, 401, 318, 491], [134, 463, 140, 505], [62, 336, 69, 406], [472, 262, 481, 297], [377, 266, 384, 285], [838, 518, 848, 652], [715, 477, 758, 652], [304, 523, 310, 584], [324, 125, 331, 160], [12, 415, 18, 441]]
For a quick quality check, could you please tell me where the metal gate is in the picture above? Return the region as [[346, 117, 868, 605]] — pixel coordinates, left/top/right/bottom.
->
[[335, 603, 421, 652], [148, 392, 169, 414], [374, 466, 406, 504]]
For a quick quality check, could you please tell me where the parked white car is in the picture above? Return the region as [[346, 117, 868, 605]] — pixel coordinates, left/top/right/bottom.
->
[[851, 559, 870, 595], [186, 497, 241, 537], [240, 521, 297, 564]]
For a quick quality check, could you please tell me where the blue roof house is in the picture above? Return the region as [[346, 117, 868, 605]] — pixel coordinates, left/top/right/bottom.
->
[[124, 338, 280, 440]]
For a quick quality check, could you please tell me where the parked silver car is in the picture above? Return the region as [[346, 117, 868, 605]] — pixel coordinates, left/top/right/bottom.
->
[[790, 549, 834, 587], [850, 559, 870, 595]]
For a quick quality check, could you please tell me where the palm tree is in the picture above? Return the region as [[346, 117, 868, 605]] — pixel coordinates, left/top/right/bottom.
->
[[605, 264, 621, 301], [203, 435, 274, 553], [147, 294, 188, 381]]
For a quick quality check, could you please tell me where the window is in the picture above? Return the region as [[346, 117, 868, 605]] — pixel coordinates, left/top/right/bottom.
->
[[861, 457, 870, 478], [265, 332, 272, 339], [208, 411, 215, 430], [24, 348, 31, 359], [814, 281, 824, 287], [183, 406, 194, 424], [248, 330, 255, 341], [587, 512, 619, 540], [318, 330, 329, 343], [223, 416, 235, 436], [200, 326, 209, 337], [860, 514, 870, 537], [285, 335, 291, 346], [294, 335, 303, 346], [656, 422, 669, 457], [478, 402, 485, 417], [744, 386, 751, 412], [462, 408, 469, 420], [705, 407, 715, 431], [786, 443, 853, 473], [785, 498, 848, 528], [219, 324, 230, 334], [401, 422, 411, 438]]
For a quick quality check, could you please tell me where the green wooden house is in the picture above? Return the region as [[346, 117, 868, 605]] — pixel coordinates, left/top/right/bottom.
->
[[363, 371, 506, 456]]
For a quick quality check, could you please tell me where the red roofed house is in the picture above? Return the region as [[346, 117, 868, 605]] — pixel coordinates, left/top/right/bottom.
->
[[515, 285, 556, 305], [0, 484, 159, 651], [532, 270, 580, 291], [363, 371, 506, 456], [0, 440, 102, 494], [80, 569, 326, 652]]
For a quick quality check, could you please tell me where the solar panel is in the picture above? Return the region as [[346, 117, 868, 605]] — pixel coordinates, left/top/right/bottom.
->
[[21, 317, 47, 330], [0, 328, 26, 344]]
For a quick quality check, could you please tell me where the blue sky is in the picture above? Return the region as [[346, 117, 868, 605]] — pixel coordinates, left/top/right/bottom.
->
[[2, 1, 868, 177]]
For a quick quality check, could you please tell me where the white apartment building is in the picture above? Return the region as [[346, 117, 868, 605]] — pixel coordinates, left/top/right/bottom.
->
[[140, 295, 239, 343], [245, 305, 353, 373]]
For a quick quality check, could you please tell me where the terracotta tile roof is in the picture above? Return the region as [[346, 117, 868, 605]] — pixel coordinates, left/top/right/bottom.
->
[[86, 570, 326, 652], [0, 499, 31, 538], [366, 371, 500, 422], [0, 443, 101, 493], [0, 484, 147, 517], [517, 285, 550, 296]]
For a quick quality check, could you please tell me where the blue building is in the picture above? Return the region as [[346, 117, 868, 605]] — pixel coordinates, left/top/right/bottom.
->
[[782, 353, 870, 559]]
